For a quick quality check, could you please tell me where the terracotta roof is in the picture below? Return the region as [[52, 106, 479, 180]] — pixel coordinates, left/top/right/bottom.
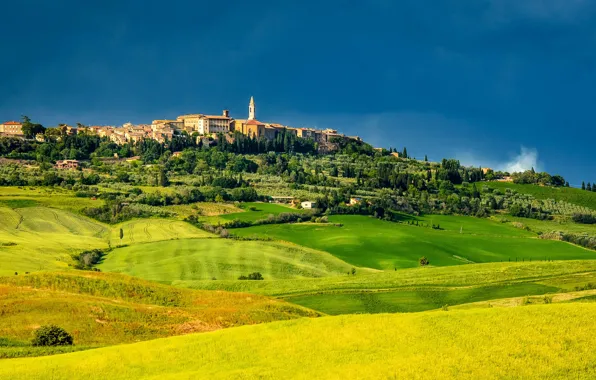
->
[[3, 121, 21, 125], [245, 119, 263, 125], [203, 115, 231, 120], [178, 114, 202, 118]]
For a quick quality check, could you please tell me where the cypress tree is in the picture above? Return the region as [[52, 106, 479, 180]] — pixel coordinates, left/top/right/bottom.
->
[[582, 181, 586, 190], [588, 183, 593, 192]]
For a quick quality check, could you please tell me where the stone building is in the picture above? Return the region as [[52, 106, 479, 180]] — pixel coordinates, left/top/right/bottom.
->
[[0, 121, 23, 136], [197, 110, 232, 134]]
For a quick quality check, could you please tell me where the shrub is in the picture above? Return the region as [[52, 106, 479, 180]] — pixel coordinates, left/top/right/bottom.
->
[[238, 272, 264, 280], [31, 325, 73, 347], [572, 213, 596, 224], [72, 249, 105, 270], [419, 256, 430, 266]]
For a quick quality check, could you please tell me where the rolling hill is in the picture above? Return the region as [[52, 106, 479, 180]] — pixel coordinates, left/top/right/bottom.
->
[[99, 238, 360, 282], [0, 271, 319, 358], [179, 260, 596, 314], [1, 303, 594, 379], [232, 215, 596, 269]]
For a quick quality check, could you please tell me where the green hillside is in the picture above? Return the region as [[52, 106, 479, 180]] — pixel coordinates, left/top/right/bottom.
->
[[220, 202, 301, 222], [486, 181, 596, 210], [179, 260, 596, 314], [0, 272, 319, 358], [99, 238, 359, 282], [233, 215, 595, 269], [109, 219, 212, 245], [2, 303, 594, 379], [0, 206, 109, 275]]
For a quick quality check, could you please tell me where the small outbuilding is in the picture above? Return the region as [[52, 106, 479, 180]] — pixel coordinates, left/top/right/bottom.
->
[[301, 201, 317, 209], [349, 197, 363, 205], [55, 160, 80, 170]]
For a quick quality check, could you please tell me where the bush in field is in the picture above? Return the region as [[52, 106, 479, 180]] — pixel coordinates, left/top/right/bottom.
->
[[238, 272, 264, 280], [419, 256, 430, 266], [31, 325, 73, 346], [72, 249, 105, 270], [572, 213, 596, 224]]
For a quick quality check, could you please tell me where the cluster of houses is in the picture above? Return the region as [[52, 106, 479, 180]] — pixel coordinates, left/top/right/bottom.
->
[[1, 97, 359, 152]]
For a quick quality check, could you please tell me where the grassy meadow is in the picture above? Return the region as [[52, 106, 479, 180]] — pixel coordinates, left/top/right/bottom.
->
[[179, 260, 596, 314], [0, 271, 319, 358], [493, 215, 596, 235], [233, 215, 595, 269], [201, 201, 301, 224], [1, 303, 595, 379], [0, 206, 109, 275], [0, 186, 102, 212], [109, 219, 212, 246], [100, 238, 358, 282], [486, 181, 596, 210]]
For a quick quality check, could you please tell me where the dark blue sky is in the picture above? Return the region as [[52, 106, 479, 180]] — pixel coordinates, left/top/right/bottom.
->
[[1, 0, 595, 185]]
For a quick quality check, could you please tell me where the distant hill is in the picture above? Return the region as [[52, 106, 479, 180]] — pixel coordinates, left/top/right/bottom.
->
[[486, 182, 596, 211]]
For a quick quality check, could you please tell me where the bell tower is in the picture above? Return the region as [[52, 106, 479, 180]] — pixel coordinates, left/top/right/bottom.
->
[[248, 96, 255, 120]]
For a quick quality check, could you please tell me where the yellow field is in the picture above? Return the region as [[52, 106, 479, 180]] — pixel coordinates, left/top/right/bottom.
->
[[0, 271, 319, 357], [109, 219, 212, 246], [1, 303, 594, 379]]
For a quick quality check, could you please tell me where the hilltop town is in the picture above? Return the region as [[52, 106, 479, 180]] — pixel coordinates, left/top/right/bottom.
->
[[0, 97, 359, 153]]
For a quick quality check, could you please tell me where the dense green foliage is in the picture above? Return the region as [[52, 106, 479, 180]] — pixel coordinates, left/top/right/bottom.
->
[[71, 249, 105, 270], [31, 325, 73, 347]]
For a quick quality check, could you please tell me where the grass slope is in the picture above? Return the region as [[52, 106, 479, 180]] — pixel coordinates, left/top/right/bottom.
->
[[486, 181, 596, 210], [2, 303, 595, 379], [0, 201, 212, 275], [100, 238, 359, 282], [202, 202, 302, 224], [233, 215, 595, 269], [180, 260, 596, 314], [0, 206, 109, 275], [0, 272, 319, 358], [109, 219, 211, 246], [0, 186, 101, 212]]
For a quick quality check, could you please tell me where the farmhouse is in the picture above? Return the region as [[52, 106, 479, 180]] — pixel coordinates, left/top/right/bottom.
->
[[301, 201, 317, 209], [270, 196, 296, 204], [349, 197, 363, 205], [0, 121, 23, 136], [55, 160, 80, 170]]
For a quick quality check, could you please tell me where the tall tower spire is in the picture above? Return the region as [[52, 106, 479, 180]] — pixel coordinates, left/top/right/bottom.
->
[[248, 96, 255, 120]]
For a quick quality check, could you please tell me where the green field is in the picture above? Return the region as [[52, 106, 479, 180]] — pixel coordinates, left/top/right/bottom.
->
[[2, 303, 594, 379], [493, 215, 596, 235], [0, 187, 102, 212], [0, 200, 214, 275], [179, 260, 596, 314], [0, 271, 319, 358], [109, 219, 212, 246], [486, 181, 596, 210], [0, 206, 109, 275], [286, 282, 559, 314], [233, 215, 595, 269], [100, 238, 358, 282], [203, 202, 301, 224]]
